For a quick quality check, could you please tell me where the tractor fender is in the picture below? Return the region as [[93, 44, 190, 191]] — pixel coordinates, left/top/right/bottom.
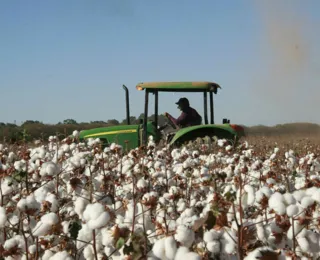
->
[[169, 124, 243, 146]]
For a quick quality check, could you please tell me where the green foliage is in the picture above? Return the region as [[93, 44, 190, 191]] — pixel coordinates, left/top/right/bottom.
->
[[69, 221, 82, 240], [12, 171, 27, 183], [205, 210, 216, 230], [116, 237, 125, 249]]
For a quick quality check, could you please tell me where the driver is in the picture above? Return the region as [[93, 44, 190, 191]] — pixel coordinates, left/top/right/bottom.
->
[[164, 97, 202, 128]]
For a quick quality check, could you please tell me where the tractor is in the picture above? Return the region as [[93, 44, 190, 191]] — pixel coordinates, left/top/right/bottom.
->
[[78, 82, 245, 150]]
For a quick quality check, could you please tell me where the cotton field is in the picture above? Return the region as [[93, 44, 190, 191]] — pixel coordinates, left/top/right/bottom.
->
[[0, 132, 320, 260]]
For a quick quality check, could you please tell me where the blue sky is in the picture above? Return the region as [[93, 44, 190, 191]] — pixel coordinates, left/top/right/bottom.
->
[[1, 0, 319, 126]]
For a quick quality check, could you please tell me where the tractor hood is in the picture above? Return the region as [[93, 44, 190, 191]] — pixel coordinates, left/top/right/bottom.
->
[[79, 124, 140, 139]]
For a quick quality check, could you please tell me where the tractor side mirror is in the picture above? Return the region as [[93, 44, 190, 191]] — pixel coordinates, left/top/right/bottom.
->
[[222, 118, 230, 124]]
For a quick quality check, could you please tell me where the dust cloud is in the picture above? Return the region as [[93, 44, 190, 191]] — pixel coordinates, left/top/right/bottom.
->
[[251, 0, 319, 123]]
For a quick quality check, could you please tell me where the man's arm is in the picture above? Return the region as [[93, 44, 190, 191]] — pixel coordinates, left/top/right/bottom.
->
[[166, 112, 187, 126]]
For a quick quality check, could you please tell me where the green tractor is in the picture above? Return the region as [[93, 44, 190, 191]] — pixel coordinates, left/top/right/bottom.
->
[[79, 82, 245, 150]]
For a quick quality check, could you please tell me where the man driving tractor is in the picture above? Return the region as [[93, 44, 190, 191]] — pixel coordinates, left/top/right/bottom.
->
[[164, 97, 202, 128]]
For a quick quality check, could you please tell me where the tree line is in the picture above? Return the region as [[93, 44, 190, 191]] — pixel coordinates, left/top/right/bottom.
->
[[0, 114, 168, 143]]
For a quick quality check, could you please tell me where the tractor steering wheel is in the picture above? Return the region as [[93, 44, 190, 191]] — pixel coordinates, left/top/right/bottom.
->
[[164, 114, 179, 130]]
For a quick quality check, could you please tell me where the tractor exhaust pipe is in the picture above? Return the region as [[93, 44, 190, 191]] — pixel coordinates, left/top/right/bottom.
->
[[122, 85, 130, 125]]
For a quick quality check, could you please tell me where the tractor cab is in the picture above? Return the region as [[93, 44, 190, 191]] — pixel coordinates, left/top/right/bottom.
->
[[136, 81, 244, 146]]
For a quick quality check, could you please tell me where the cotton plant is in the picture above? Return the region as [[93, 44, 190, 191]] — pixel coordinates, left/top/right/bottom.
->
[[0, 135, 320, 259]]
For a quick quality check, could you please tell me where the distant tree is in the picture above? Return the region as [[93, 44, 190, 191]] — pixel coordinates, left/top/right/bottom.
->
[[0, 122, 5, 127], [107, 119, 120, 125], [63, 119, 78, 124], [90, 121, 106, 124], [22, 120, 43, 126], [6, 123, 18, 128], [121, 116, 137, 125]]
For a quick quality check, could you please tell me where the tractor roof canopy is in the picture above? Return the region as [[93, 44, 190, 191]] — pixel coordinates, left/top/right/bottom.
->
[[136, 81, 221, 93]]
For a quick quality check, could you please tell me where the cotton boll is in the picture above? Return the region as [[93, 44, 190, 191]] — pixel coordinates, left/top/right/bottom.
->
[[184, 252, 201, 260], [207, 240, 220, 254], [73, 130, 79, 137], [297, 237, 310, 252], [293, 190, 306, 202], [3, 235, 24, 251], [268, 192, 286, 215], [174, 225, 195, 248], [74, 197, 89, 219], [244, 184, 255, 205], [42, 250, 54, 260], [165, 236, 177, 260], [286, 205, 299, 217], [48, 251, 73, 260], [301, 196, 315, 208], [0, 206, 7, 228], [32, 212, 59, 237], [28, 244, 37, 254], [283, 193, 296, 205], [152, 238, 165, 259], [40, 161, 60, 177], [83, 244, 95, 260], [88, 212, 110, 230], [83, 203, 111, 230], [174, 246, 190, 260], [244, 247, 280, 260], [311, 189, 320, 203], [45, 193, 59, 212], [204, 230, 215, 243]]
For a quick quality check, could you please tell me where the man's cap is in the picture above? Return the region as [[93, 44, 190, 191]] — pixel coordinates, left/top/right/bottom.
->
[[175, 97, 189, 106]]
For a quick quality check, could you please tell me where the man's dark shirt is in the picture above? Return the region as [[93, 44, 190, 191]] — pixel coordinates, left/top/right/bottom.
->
[[167, 107, 202, 128]]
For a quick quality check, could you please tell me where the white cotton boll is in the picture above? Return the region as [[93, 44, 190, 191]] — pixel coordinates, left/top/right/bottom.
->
[[312, 189, 320, 203], [4, 235, 24, 250], [48, 251, 73, 260], [83, 203, 111, 230], [204, 231, 215, 243], [257, 226, 267, 242], [293, 190, 306, 202], [286, 205, 299, 217], [226, 145, 232, 151], [270, 153, 276, 160], [42, 250, 54, 260], [74, 197, 89, 219], [207, 240, 220, 254], [297, 237, 310, 252], [73, 130, 79, 137], [88, 212, 110, 230], [174, 246, 190, 260], [83, 245, 94, 260], [222, 239, 236, 254], [0, 206, 7, 228], [45, 193, 59, 212], [137, 179, 148, 189], [283, 193, 296, 205], [255, 190, 265, 203], [301, 196, 314, 208], [244, 247, 278, 260], [174, 225, 195, 248], [42, 212, 59, 225], [244, 185, 255, 205], [184, 252, 201, 260], [268, 192, 286, 215], [32, 213, 59, 237], [165, 236, 177, 260], [17, 194, 40, 212], [152, 238, 165, 259], [29, 244, 37, 254], [40, 161, 60, 177]]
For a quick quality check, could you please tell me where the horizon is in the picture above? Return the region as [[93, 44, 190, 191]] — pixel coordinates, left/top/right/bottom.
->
[[1, 0, 319, 127]]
